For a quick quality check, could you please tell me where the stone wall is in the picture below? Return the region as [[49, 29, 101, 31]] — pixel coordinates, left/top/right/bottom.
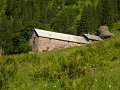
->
[[30, 37, 39, 52], [30, 35, 83, 52], [37, 37, 82, 52], [0, 47, 3, 55], [0, 49, 2, 55]]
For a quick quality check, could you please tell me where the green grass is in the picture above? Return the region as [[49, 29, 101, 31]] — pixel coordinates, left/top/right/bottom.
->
[[0, 30, 120, 90]]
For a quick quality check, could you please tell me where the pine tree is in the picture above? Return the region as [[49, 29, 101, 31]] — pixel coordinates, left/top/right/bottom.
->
[[100, 0, 118, 26], [77, 7, 89, 35], [77, 5, 99, 35], [117, 0, 120, 19]]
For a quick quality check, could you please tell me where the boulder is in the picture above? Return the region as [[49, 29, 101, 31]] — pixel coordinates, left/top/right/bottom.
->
[[97, 26, 115, 39]]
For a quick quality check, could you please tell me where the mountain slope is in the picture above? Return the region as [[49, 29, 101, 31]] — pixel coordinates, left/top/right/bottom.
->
[[0, 28, 120, 89]]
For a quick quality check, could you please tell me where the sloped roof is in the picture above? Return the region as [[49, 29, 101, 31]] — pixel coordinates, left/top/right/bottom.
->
[[34, 29, 88, 44], [84, 34, 102, 41]]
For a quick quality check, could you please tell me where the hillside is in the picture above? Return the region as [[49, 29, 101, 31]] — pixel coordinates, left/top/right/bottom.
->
[[0, 25, 120, 90], [0, 0, 120, 89]]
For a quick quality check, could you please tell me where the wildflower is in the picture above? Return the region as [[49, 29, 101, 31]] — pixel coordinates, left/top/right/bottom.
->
[[95, 79, 97, 81], [54, 86, 56, 88], [28, 84, 30, 86], [58, 6, 60, 9], [109, 85, 111, 88]]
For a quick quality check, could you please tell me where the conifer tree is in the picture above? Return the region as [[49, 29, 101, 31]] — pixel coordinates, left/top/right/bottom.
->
[[117, 0, 120, 19], [77, 7, 88, 35], [77, 5, 98, 35]]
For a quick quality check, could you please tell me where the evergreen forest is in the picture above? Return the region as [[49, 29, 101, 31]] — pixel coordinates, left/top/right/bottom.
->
[[0, 0, 120, 54]]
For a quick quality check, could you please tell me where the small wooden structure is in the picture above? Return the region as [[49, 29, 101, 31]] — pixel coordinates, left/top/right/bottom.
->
[[29, 29, 88, 52]]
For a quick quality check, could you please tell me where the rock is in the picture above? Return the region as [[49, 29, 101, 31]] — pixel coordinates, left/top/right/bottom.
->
[[97, 26, 115, 39]]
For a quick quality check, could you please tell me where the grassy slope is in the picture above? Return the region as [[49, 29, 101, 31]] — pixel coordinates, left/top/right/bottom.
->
[[0, 28, 120, 89]]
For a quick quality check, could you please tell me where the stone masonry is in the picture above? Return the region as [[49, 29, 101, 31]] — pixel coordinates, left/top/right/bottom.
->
[[30, 36, 82, 52]]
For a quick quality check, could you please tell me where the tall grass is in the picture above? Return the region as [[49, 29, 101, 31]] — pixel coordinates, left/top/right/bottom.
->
[[0, 30, 120, 90]]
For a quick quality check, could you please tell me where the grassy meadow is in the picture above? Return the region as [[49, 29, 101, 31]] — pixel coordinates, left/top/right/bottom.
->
[[0, 26, 120, 89]]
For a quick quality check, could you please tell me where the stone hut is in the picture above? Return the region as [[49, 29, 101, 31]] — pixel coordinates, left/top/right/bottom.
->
[[29, 29, 88, 52]]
